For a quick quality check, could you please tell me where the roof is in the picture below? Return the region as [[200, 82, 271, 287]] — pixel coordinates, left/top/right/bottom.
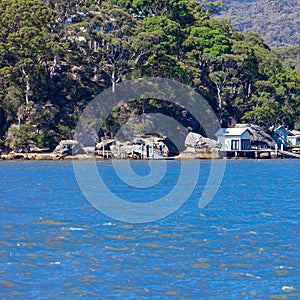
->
[[215, 128, 250, 137], [274, 125, 289, 133], [289, 130, 300, 136]]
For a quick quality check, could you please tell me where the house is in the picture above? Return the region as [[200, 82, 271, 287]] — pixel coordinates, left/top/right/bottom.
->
[[288, 130, 300, 146], [272, 125, 289, 147], [215, 128, 251, 151]]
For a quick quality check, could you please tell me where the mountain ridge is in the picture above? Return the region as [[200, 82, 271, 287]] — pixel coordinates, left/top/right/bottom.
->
[[216, 0, 300, 47]]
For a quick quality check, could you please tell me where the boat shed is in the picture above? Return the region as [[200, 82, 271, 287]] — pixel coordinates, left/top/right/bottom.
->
[[215, 128, 251, 151], [288, 130, 300, 146], [272, 125, 289, 147]]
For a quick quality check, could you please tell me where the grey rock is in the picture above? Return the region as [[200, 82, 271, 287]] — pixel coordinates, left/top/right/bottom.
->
[[95, 139, 115, 150], [53, 140, 84, 155], [184, 132, 217, 153], [82, 146, 96, 154], [235, 124, 275, 148], [30, 147, 50, 153]]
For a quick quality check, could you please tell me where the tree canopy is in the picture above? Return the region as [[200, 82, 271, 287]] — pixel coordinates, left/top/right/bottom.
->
[[0, 0, 300, 151], [217, 0, 300, 47]]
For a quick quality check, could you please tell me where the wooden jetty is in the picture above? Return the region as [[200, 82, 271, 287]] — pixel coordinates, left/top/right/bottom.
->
[[219, 149, 275, 159], [219, 146, 300, 159], [278, 150, 300, 159]]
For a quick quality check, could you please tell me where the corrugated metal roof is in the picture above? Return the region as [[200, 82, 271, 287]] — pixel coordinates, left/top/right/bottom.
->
[[290, 130, 300, 136], [215, 128, 249, 136]]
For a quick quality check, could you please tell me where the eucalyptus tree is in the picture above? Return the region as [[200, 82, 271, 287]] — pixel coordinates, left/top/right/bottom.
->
[[64, 6, 150, 94], [0, 0, 58, 105]]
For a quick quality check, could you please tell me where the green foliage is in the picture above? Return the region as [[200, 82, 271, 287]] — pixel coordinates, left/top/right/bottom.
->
[[0, 0, 300, 150], [217, 0, 300, 47], [5, 124, 35, 151], [36, 132, 47, 148], [273, 46, 300, 74], [1, 85, 23, 123], [188, 25, 232, 56]]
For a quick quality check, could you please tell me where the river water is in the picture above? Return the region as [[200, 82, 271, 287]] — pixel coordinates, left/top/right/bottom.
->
[[0, 160, 299, 299]]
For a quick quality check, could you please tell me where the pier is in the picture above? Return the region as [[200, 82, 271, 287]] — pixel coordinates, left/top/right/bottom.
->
[[278, 150, 300, 158], [219, 149, 275, 159], [219, 146, 300, 159]]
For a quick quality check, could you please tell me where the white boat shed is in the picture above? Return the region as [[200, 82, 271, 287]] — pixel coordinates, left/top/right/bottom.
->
[[288, 130, 300, 146], [215, 128, 251, 151]]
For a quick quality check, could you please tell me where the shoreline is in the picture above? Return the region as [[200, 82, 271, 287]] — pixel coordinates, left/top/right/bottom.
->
[[0, 151, 285, 161]]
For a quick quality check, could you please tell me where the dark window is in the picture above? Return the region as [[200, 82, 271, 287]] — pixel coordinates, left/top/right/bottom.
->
[[241, 139, 251, 150], [231, 140, 239, 150]]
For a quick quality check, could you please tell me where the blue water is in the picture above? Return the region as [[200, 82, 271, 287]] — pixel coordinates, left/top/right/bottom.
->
[[0, 160, 299, 299]]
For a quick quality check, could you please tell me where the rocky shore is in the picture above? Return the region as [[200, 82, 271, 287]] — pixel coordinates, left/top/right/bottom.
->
[[0, 152, 94, 161], [0, 124, 278, 161]]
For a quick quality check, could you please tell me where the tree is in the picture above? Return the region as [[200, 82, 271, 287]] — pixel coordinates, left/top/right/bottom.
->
[[65, 8, 150, 95], [0, 0, 58, 105]]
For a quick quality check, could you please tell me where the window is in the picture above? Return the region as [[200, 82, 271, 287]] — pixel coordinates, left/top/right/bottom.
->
[[241, 139, 251, 150], [231, 140, 239, 150]]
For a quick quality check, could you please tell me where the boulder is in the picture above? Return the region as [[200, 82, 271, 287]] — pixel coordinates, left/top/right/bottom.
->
[[183, 132, 217, 154], [94, 135, 180, 158], [235, 124, 275, 148], [82, 146, 96, 154], [30, 147, 50, 153], [95, 139, 115, 150], [94, 134, 181, 158], [73, 131, 98, 147], [53, 140, 84, 155]]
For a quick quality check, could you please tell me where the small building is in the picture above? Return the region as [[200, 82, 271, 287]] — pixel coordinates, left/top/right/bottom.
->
[[272, 125, 289, 147], [288, 130, 300, 146], [215, 128, 251, 151]]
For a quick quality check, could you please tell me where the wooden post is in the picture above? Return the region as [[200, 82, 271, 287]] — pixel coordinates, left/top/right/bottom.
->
[[102, 145, 105, 159], [117, 144, 120, 159], [152, 143, 154, 160]]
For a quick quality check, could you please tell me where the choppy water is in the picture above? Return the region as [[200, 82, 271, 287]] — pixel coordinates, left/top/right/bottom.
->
[[0, 160, 299, 299]]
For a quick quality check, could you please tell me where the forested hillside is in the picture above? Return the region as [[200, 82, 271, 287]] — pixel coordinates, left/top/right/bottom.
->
[[272, 47, 300, 74], [0, 0, 300, 152], [217, 0, 300, 47]]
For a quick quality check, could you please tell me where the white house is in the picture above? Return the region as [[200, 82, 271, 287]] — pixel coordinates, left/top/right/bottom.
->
[[288, 130, 300, 146], [215, 128, 251, 151]]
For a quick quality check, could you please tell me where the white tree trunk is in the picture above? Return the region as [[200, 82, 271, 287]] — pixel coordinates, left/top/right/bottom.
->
[[22, 68, 30, 106], [50, 52, 59, 80], [111, 67, 116, 95], [211, 78, 223, 122], [17, 107, 21, 129]]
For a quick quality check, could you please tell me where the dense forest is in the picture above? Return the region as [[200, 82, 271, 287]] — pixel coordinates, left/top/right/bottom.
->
[[0, 0, 300, 152], [217, 0, 300, 47], [217, 0, 300, 75]]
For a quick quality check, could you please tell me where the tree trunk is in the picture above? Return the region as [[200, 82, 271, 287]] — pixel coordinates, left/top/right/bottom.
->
[[50, 52, 59, 80], [21, 68, 31, 106], [211, 78, 223, 123], [17, 107, 21, 129], [111, 67, 116, 95], [216, 84, 222, 123], [248, 82, 252, 97]]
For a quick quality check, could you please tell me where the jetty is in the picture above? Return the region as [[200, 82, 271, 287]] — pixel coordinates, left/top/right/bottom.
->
[[278, 150, 300, 159]]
